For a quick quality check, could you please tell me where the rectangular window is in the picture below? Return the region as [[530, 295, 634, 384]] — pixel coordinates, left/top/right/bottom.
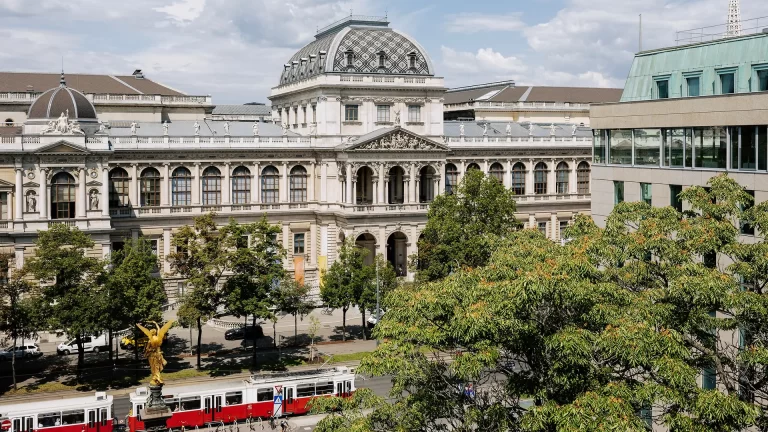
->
[[757, 69, 768, 92], [719, 72, 735, 94], [694, 127, 728, 169], [316, 382, 334, 395], [593, 130, 606, 163], [614, 181, 624, 204], [741, 126, 757, 170], [687, 76, 701, 97], [311, 105, 316, 123], [559, 220, 569, 234], [664, 129, 686, 167], [257, 388, 274, 402], [38, 413, 62, 428], [180, 396, 201, 411], [656, 80, 669, 99], [297, 383, 315, 398], [702, 367, 717, 390], [640, 183, 652, 205], [634, 129, 662, 166], [61, 410, 85, 425], [670, 185, 683, 212], [408, 105, 421, 122], [537, 222, 547, 235], [376, 105, 390, 123], [0, 192, 7, 220], [177, 282, 185, 297], [609, 129, 632, 165], [741, 190, 755, 235], [760, 127, 767, 171], [344, 105, 358, 121], [225, 391, 243, 406], [730, 127, 739, 170], [293, 233, 305, 255]]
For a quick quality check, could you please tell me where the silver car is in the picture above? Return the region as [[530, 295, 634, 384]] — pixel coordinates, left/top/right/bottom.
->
[[0, 344, 43, 360]]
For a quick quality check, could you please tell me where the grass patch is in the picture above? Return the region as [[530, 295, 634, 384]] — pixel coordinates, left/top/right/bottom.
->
[[5, 381, 76, 395], [327, 351, 372, 363]]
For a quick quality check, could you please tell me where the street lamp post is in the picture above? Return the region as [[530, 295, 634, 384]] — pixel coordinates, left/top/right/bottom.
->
[[375, 257, 380, 347]]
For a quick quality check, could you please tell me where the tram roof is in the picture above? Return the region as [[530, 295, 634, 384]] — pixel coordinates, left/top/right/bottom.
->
[[1, 393, 112, 415]]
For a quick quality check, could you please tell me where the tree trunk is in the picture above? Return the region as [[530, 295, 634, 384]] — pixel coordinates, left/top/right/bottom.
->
[[76, 334, 84, 382], [273, 321, 277, 348], [196, 317, 203, 370], [11, 335, 17, 390], [361, 309, 367, 340], [342, 308, 347, 342], [251, 315, 258, 368], [108, 328, 114, 363], [294, 313, 298, 343]]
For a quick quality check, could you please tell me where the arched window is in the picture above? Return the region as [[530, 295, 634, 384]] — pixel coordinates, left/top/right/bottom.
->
[[388, 166, 405, 204], [512, 163, 526, 195], [534, 162, 548, 195], [419, 166, 436, 203], [445, 163, 458, 195], [232, 166, 251, 204], [290, 165, 308, 202], [171, 167, 192, 206], [345, 51, 354, 67], [556, 162, 570, 194], [51, 172, 76, 219], [140, 168, 161, 207], [408, 52, 417, 69], [261, 166, 279, 203], [4, 118, 13, 126], [466, 163, 480, 172], [109, 168, 130, 208], [489, 162, 504, 183], [201, 167, 222, 205], [378, 51, 386, 68], [577, 162, 591, 194]]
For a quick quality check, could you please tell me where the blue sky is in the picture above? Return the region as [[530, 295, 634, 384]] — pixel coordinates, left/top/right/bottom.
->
[[1, 0, 767, 104]]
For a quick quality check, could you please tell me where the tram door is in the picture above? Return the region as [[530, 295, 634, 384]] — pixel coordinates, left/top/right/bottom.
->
[[212, 395, 224, 421], [11, 417, 33, 432], [85, 407, 108, 432], [203, 396, 213, 422], [282, 386, 296, 415]]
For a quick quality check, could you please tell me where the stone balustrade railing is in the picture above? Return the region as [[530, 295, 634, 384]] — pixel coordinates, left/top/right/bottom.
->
[[0, 92, 212, 105], [443, 101, 592, 111]]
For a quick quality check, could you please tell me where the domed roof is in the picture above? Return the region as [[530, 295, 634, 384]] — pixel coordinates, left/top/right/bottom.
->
[[279, 16, 435, 86], [27, 74, 97, 121]]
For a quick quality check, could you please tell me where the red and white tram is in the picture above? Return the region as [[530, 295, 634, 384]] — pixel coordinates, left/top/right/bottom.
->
[[127, 367, 356, 432], [0, 392, 113, 432]]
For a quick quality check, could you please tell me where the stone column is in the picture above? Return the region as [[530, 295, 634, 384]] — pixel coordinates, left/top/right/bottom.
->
[[378, 164, 385, 203], [77, 167, 87, 218], [6, 192, 13, 220], [192, 163, 201, 205], [39, 168, 48, 219], [378, 226, 386, 257], [101, 166, 109, 217], [101, 243, 111, 259], [458, 160, 466, 184], [309, 223, 317, 266], [483, 159, 489, 174], [384, 178, 390, 204], [408, 164, 416, 203], [130, 164, 139, 208], [351, 180, 357, 205], [505, 160, 513, 189], [281, 162, 288, 203], [403, 176, 410, 204], [415, 178, 420, 203], [345, 164, 353, 205], [528, 214, 535, 230], [161, 163, 170, 207], [320, 162, 328, 203], [163, 228, 172, 274], [551, 214, 559, 241], [570, 158, 578, 194], [309, 162, 316, 201], [222, 162, 231, 204], [547, 160, 556, 195], [526, 159, 535, 195], [372, 180, 378, 205], [436, 164, 444, 196], [14, 168, 22, 220], [253, 162, 260, 203]]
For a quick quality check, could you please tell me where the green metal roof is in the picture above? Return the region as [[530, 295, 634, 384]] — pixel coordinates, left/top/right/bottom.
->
[[620, 32, 768, 102]]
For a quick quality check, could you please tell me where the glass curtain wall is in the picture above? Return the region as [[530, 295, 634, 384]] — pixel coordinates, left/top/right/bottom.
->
[[634, 129, 662, 165], [695, 127, 727, 169], [609, 130, 632, 165]]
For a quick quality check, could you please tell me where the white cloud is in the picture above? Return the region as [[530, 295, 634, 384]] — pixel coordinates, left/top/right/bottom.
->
[[444, 13, 525, 33], [441, 46, 527, 76], [154, 0, 206, 24]]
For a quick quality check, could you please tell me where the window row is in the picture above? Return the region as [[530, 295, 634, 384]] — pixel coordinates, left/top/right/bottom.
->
[[344, 104, 421, 123], [653, 65, 768, 99], [109, 165, 310, 208], [444, 161, 591, 196], [594, 127, 768, 171]]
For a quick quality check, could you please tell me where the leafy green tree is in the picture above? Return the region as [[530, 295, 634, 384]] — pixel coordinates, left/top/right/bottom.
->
[[321, 240, 367, 341], [414, 168, 519, 282], [25, 224, 106, 378], [271, 277, 312, 343], [168, 213, 235, 370], [356, 254, 397, 339], [105, 238, 167, 365]]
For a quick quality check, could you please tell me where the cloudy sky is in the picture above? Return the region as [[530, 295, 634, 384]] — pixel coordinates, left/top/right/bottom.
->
[[2, 0, 767, 104]]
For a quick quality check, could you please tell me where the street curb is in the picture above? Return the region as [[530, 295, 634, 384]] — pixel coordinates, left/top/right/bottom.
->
[[0, 361, 362, 404]]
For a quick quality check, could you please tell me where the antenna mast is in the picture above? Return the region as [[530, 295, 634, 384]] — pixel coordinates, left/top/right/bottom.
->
[[726, 0, 742, 36], [639, 14, 642, 51]]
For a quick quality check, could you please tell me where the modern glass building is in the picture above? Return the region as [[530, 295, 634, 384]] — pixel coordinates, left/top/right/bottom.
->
[[590, 30, 768, 227]]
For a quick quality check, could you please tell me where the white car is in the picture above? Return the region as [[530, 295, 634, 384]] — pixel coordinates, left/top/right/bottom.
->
[[0, 344, 43, 360], [367, 311, 386, 328], [57, 334, 109, 355]]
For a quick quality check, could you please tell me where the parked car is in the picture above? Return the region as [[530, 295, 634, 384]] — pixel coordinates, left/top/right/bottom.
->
[[224, 325, 264, 340], [367, 310, 386, 329], [0, 344, 43, 361], [57, 334, 109, 355]]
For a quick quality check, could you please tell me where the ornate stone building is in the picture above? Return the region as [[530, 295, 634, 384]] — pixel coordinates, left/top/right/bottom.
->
[[0, 16, 593, 299]]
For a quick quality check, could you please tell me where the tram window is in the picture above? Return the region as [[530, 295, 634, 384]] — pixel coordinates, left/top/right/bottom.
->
[[25, 418, 33, 432], [180, 396, 201, 411], [166, 399, 180, 412], [257, 388, 274, 402], [100, 408, 108, 426], [38, 412, 62, 428], [12, 419, 20, 432], [297, 384, 315, 398], [345, 381, 352, 393], [62, 410, 85, 425], [225, 391, 243, 405], [316, 382, 334, 395]]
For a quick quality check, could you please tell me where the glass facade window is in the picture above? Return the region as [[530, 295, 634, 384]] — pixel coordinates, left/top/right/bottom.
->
[[171, 167, 191, 206], [687, 76, 701, 97], [759, 70, 768, 92], [408, 105, 421, 122], [201, 167, 222, 205], [231, 166, 251, 204], [593, 130, 606, 163], [614, 181, 624, 204], [740, 126, 757, 170], [489, 163, 504, 183], [261, 166, 279, 203], [445, 164, 458, 195], [640, 183, 652, 205], [634, 129, 662, 165], [109, 168, 130, 208], [656, 80, 669, 99], [695, 127, 727, 169], [140, 168, 161, 207], [534, 162, 548, 194], [289, 165, 308, 202], [663, 129, 686, 167], [576, 162, 590, 194], [0, 192, 7, 220], [52, 172, 76, 219], [670, 185, 683, 212], [293, 233, 305, 255], [512, 163, 526, 195], [759, 127, 767, 171], [376, 105, 390, 123], [556, 162, 569, 194], [720, 73, 735, 94], [609, 129, 632, 165], [344, 105, 358, 121]]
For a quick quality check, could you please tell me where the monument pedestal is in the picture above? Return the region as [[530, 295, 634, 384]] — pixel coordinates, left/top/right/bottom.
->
[[140, 384, 172, 432]]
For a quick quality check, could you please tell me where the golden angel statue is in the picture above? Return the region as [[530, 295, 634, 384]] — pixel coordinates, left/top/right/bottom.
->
[[136, 320, 175, 386]]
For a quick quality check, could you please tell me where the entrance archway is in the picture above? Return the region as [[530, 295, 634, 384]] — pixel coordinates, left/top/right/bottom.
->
[[419, 165, 436, 203], [386, 232, 408, 277], [355, 233, 376, 266], [355, 166, 374, 205], [387, 166, 405, 204]]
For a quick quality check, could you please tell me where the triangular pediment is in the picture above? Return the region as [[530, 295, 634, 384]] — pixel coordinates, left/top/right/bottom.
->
[[344, 127, 449, 152], [86, 180, 102, 187], [34, 140, 90, 155], [0, 179, 14, 189], [23, 182, 40, 188]]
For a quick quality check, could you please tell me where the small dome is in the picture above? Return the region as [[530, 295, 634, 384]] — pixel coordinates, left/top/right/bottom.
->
[[27, 74, 97, 121]]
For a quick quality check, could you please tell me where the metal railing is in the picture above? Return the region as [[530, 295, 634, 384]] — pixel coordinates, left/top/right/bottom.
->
[[676, 16, 768, 45], [316, 15, 388, 35]]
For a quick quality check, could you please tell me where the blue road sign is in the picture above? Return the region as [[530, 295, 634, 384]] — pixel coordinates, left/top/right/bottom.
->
[[274, 395, 283, 404]]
